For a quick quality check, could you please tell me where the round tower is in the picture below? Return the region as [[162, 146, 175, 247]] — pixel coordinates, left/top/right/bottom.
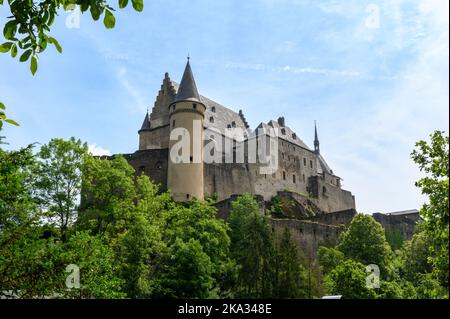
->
[[167, 59, 206, 201]]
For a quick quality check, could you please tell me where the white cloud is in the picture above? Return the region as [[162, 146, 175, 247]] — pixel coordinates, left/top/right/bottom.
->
[[88, 143, 111, 156], [326, 0, 449, 213], [117, 67, 147, 114], [224, 62, 364, 78]]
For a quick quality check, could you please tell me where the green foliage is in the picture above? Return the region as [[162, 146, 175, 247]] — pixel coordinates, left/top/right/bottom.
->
[[0, 0, 144, 75], [229, 194, 275, 298], [273, 228, 308, 298], [155, 238, 215, 299], [0, 102, 19, 129], [411, 130, 449, 288], [62, 231, 125, 298], [385, 229, 405, 251], [325, 259, 376, 299], [32, 138, 88, 239], [337, 214, 393, 275], [318, 246, 345, 274]]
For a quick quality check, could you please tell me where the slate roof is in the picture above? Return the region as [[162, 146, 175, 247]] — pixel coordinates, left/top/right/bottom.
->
[[385, 209, 419, 216], [140, 113, 151, 131], [266, 120, 311, 150], [174, 60, 201, 103], [171, 81, 248, 132]]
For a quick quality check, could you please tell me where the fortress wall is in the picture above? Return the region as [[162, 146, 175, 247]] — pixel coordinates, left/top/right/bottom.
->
[[309, 176, 355, 213], [309, 209, 357, 226], [252, 139, 319, 200], [139, 125, 170, 150], [204, 163, 254, 200], [271, 219, 346, 257], [123, 149, 169, 191], [373, 213, 420, 241]]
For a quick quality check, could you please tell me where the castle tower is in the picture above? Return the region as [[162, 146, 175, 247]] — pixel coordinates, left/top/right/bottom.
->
[[167, 58, 206, 201], [314, 121, 320, 154]]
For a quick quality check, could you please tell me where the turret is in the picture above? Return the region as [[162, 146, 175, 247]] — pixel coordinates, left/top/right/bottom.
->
[[167, 58, 206, 201]]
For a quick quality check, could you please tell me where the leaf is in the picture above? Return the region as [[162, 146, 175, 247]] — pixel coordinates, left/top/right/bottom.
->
[[131, 0, 144, 12], [0, 102, 5, 110], [119, 0, 129, 9], [48, 37, 62, 53], [11, 43, 17, 58], [5, 119, 19, 126], [30, 55, 38, 75], [3, 20, 17, 40], [103, 10, 116, 29], [0, 42, 13, 53], [19, 49, 32, 62]]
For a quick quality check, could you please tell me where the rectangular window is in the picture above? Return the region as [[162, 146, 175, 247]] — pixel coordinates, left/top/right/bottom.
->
[[310, 160, 313, 168]]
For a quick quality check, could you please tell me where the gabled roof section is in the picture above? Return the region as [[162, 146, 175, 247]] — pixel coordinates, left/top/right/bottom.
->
[[174, 60, 201, 103], [266, 120, 311, 150]]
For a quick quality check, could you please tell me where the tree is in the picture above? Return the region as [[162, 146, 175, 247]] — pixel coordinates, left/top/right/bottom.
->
[[411, 130, 449, 288], [337, 214, 393, 276], [325, 259, 376, 299], [32, 137, 88, 239], [0, 0, 144, 75], [0, 102, 19, 129], [273, 228, 308, 298], [154, 238, 215, 299], [318, 246, 345, 274], [229, 194, 275, 298], [161, 201, 237, 298], [61, 231, 125, 298]]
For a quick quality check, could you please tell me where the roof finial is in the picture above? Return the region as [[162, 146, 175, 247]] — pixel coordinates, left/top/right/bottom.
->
[[187, 53, 190, 61], [314, 120, 320, 154]]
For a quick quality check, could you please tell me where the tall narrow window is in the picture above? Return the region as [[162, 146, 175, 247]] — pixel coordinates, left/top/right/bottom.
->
[[303, 158, 307, 166], [310, 160, 313, 168], [172, 119, 175, 128], [293, 174, 296, 183], [283, 171, 286, 180]]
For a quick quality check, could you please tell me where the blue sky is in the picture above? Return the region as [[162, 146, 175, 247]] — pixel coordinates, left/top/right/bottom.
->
[[1, 0, 448, 213]]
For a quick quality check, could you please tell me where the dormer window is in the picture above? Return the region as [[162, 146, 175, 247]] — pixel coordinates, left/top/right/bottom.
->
[[292, 133, 296, 139], [281, 128, 286, 135], [227, 124, 231, 129], [231, 121, 236, 128], [211, 106, 216, 113], [209, 116, 214, 123]]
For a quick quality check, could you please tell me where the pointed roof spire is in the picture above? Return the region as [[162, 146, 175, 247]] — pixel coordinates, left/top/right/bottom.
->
[[140, 111, 151, 131], [314, 120, 320, 154], [175, 58, 200, 103]]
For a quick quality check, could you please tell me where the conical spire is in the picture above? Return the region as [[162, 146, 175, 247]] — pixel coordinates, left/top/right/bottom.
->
[[314, 120, 320, 154], [175, 58, 200, 102], [140, 111, 151, 131]]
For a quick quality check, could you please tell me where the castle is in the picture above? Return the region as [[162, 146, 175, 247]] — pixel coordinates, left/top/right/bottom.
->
[[113, 59, 418, 255], [123, 59, 356, 214]]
